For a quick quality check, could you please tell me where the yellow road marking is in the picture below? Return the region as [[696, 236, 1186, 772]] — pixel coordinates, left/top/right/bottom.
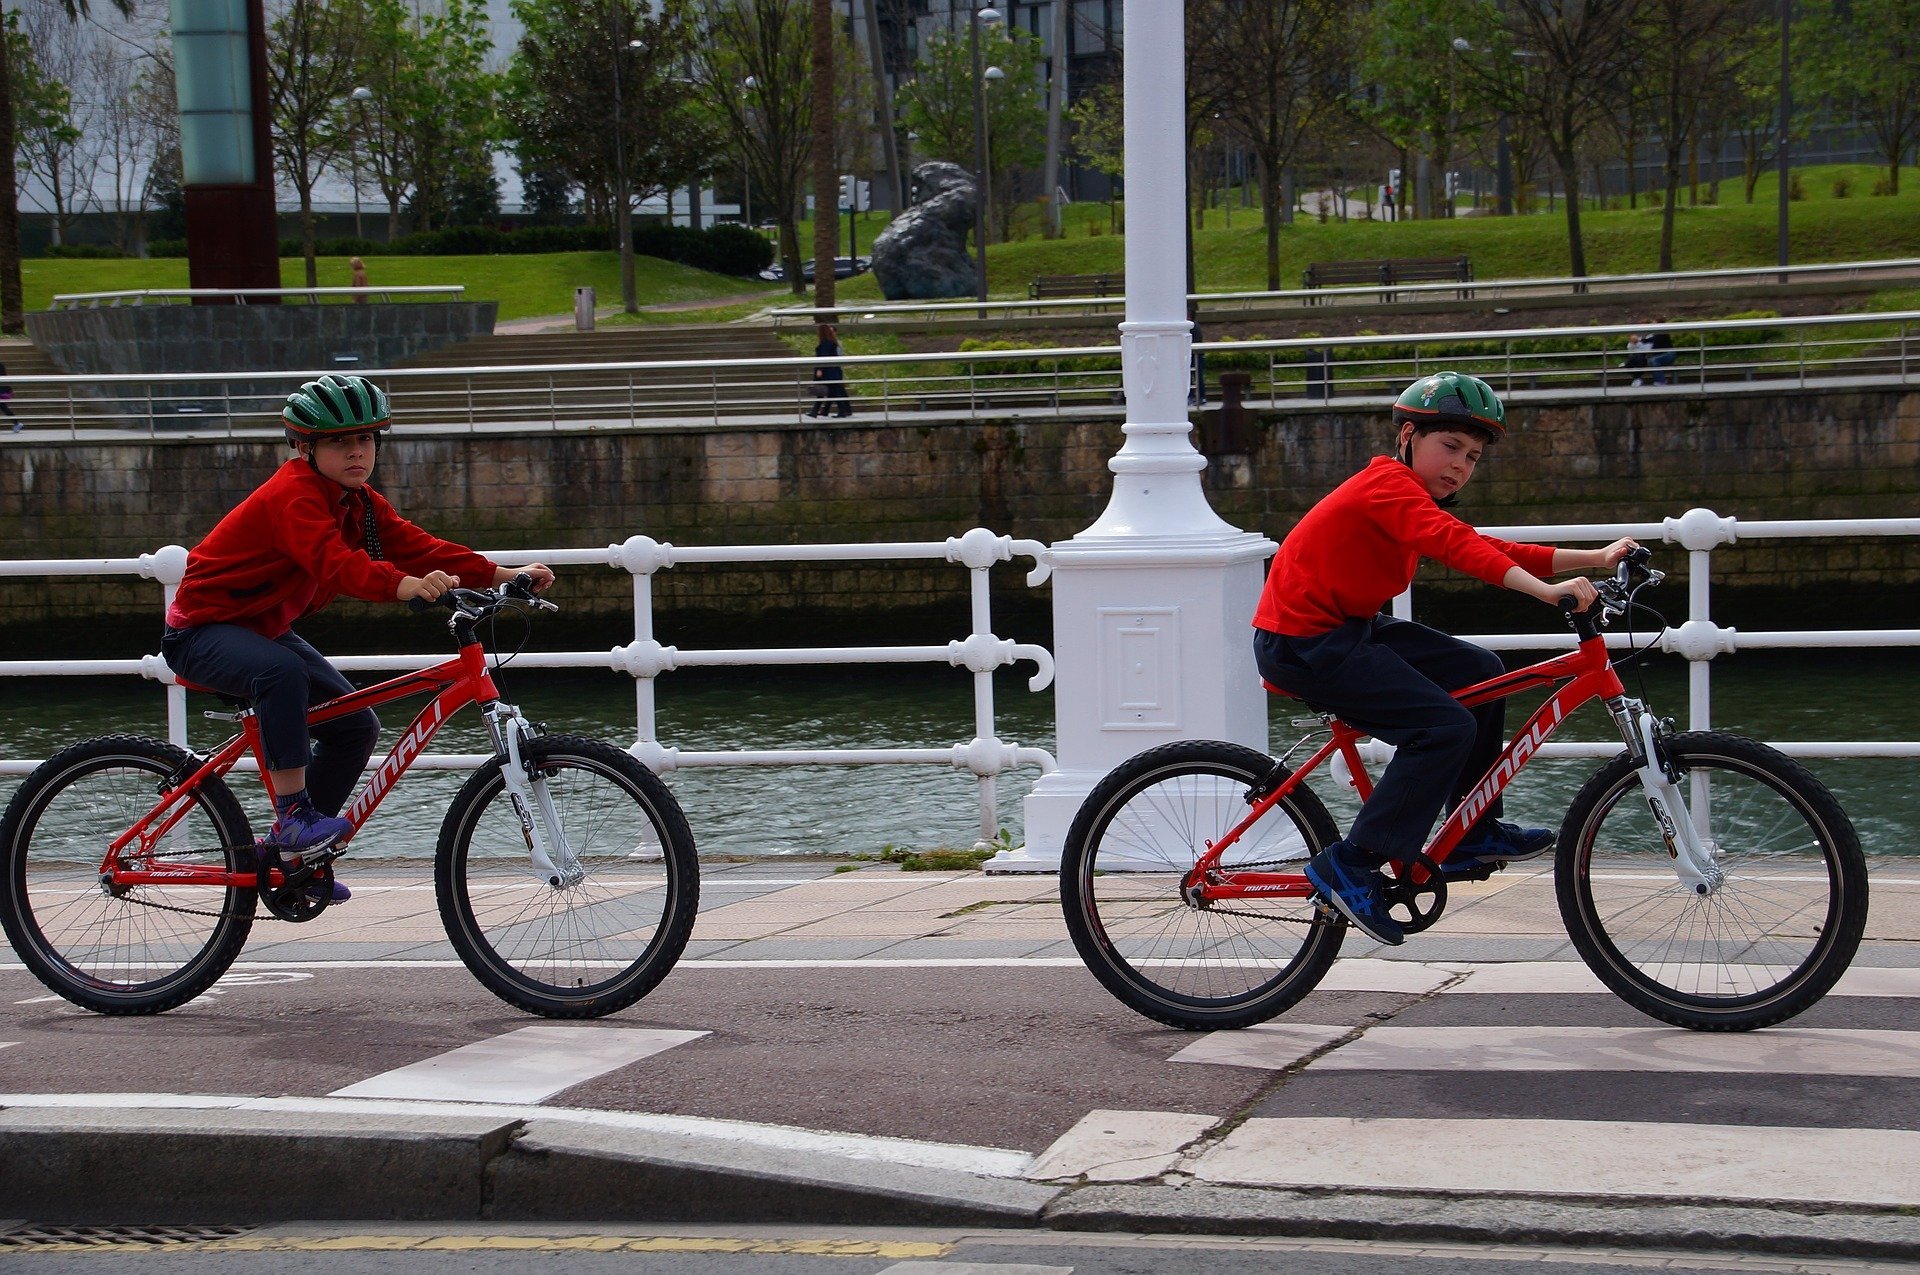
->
[[194, 1234, 953, 1257]]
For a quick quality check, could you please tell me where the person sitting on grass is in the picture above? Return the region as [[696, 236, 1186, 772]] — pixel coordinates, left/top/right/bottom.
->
[[161, 373, 553, 902], [1251, 370, 1637, 946]]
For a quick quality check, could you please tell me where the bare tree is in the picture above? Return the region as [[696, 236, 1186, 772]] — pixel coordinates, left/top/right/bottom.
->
[[1641, 0, 1747, 270], [810, 0, 835, 308], [15, 0, 110, 247], [1458, 0, 1642, 278], [268, 0, 367, 285], [1188, 0, 1352, 291], [695, 0, 813, 293]]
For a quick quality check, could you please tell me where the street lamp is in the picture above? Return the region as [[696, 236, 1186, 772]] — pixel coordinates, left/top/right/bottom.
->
[[612, 34, 646, 314], [741, 77, 757, 229], [968, 5, 1003, 302], [981, 64, 1004, 239], [347, 86, 373, 240]]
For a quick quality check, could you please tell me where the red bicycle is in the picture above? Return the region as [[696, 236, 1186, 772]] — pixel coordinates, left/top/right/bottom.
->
[[1062, 549, 1868, 1033], [1, 577, 699, 1018]]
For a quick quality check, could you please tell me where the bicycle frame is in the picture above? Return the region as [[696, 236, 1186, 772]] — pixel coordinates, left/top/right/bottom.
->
[[1187, 626, 1633, 904], [104, 641, 500, 891]]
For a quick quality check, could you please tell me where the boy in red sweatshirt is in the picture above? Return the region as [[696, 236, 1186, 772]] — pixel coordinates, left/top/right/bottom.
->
[[1253, 371, 1635, 946], [162, 374, 552, 900]]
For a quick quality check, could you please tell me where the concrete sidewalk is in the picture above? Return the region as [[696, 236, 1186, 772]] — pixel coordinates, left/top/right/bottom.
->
[[5, 857, 1920, 1259]]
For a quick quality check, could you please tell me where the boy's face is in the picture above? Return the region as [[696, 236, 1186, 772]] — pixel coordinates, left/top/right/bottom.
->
[[303, 431, 379, 489], [1400, 425, 1484, 501]]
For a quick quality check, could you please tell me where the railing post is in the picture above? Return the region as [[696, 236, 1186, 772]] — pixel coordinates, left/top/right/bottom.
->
[[465, 376, 475, 433]]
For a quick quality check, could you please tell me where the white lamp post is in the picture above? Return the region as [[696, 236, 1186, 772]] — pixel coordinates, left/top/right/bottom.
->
[[1001, 0, 1274, 870], [612, 34, 645, 315], [968, 5, 1002, 301], [348, 86, 372, 239]]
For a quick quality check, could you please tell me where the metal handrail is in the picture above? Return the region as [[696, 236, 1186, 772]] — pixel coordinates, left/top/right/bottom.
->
[[0, 531, 1059, 849], [1, 309, 1913, 438], [46, 286, 467, 309], [768, 257, 1920, 325]]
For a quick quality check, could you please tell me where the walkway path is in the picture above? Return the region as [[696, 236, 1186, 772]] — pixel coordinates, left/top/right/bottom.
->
[[5, 856, 1920, 1251]]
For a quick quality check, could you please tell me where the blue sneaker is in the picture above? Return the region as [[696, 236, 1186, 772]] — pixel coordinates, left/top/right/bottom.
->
[[268, 803, 351, 853], [1304, 841, 1406, 946], [1452, 819, 1556, 866], [250, 842, 351, 904]]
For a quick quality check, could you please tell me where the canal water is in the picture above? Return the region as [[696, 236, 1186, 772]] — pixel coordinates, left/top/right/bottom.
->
[[1, 650, 1914, 859]]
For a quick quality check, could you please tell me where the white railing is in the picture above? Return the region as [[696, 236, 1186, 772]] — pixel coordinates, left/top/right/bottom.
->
[[1, 514, 1915, 816], [0, 530, 1058, 848], [768, 257, 1920, 325], [46, 286, 468, 309], [0, 309, 1913, 438]]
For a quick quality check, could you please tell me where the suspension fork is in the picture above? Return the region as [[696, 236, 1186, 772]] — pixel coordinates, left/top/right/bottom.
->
[[483, 702, 582, 888], [1604, 696, 1721, 896]]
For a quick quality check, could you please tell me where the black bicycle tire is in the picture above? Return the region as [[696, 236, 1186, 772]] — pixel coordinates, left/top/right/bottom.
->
[[0, 734, 257, 1015], [1556, 731, 1868, 1031], [436, 734, 699, 1018], [1061, 739, 1345, 1031]]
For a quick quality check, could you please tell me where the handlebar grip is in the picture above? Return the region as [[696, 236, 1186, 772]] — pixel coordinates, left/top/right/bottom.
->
[[1556, 593, 1580, 612], [406, 595, 443, 614]]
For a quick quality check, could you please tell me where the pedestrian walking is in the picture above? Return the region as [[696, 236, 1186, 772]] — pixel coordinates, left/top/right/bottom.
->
[[0, 361, 18, 432], [350, 256, 370, 302], [808, 323, 852, 419]]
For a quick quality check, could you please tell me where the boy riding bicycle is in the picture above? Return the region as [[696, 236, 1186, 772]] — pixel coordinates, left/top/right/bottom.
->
[[161, 373, 553, 900], [1253, 370, 1636, 946]]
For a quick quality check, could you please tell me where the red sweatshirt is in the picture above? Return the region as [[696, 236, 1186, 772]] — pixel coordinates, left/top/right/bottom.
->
[[167, 459, 496, 638], [1253, 455, 1555, 638]]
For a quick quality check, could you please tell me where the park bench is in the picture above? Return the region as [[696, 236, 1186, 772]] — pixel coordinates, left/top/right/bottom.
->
[[1027, 272, 1126, 300], [1302, 255, 1473, 302]]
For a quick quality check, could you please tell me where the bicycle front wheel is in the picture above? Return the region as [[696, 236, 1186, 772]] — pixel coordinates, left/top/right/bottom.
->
[[1062, 741, 1345, 1031], [0, 735, 256, 1014], [437, 735, 699, 1018], [1557, 731, 1868, 1031]]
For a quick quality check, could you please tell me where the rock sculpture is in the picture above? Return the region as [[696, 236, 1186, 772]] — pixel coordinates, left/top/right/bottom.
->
[[870, 162, 978, 301]]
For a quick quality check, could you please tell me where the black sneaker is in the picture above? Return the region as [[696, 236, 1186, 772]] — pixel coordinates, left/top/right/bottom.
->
[[1304, 841, 1406, 946]]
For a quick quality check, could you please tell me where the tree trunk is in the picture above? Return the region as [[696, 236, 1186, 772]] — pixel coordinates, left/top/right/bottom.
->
[[1040, 0, 1067, 238], [0, 22, 23, 335], [859, 0, 901, 210], [810, 0, 838, 310], [1261, 158, 1281, 291], [1554, 148, 1588, 278], [1659, 141, 1682, 272], [301, 189, 319, 288]]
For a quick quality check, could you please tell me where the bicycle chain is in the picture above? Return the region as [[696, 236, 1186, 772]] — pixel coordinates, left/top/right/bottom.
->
[[107, 843, 327, 923], [1175, 857, 1323, 926]]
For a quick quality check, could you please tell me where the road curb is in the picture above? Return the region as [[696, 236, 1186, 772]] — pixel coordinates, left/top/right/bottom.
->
[[0, 1107, 1057, 1229], [1044, 1182, 1920, 1262]]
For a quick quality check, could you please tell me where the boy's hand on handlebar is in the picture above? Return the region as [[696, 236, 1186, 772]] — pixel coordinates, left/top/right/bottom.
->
[[1594, 537, 1641, 569], [397, 571, 458, 603], [507, 563, 555, 594], [1544, 576, 1599, 612]]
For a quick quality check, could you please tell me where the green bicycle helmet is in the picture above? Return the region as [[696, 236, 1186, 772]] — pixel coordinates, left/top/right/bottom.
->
[[1391, 370, 1505, 441], [283, 373, 392, 438]]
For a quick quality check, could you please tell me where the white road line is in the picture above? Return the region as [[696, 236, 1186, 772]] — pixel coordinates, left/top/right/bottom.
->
[[0, 1091, 1034, 1178], [1309, 1026, 1920, 1076], [329, 1026, 708, 1103], [877, 1263, 1072, 1275], [1026, 1109, 1219, 1183], [1444, 961, 1920, 998], [1192, 1116, 1920, 1207]]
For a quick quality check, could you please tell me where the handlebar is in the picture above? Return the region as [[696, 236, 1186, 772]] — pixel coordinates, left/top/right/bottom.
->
[[407, 573, 559, 619], [1558, 546, 1663, 634]]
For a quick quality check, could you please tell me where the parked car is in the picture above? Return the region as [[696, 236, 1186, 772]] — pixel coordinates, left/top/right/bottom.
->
[[757, 256, 873, 283]]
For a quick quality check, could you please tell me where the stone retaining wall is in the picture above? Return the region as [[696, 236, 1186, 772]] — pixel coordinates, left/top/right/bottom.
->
[[2, 384, 1915, 651]]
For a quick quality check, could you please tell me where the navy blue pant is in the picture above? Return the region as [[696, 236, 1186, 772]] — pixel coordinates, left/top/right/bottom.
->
[[162, 625, 380, 819], [1255, 616, 1507, 864]]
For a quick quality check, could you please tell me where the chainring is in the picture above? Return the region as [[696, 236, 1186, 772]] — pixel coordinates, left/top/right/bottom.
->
[[1379, 854, 1448, 933]]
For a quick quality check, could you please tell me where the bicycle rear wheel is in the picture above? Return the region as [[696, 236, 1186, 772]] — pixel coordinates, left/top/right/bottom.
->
[[1557, 731, 1868, 1031], [1061, 740, 1345, 1031], [0, 735, 256, 1014], [437, 734, 699, 1018]]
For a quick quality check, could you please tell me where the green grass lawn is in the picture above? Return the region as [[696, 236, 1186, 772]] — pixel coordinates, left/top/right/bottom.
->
[[807, 161, 1920, 303], [24, 251, 781, 322]]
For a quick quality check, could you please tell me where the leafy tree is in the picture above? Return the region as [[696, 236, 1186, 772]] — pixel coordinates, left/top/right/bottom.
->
[[352, 0, 498, 239], [506, 0, 715, 310], [694, 0, 814, 293], [10, 4, 92, 251], [268, 0, 368, 285], [1804, 0, 1920, 195], [810, 0, 835, 307], [1356, 0, 1490, 220], [516, 160, 573, 222], [1066, 76, 1123, 231], [1189, 0, 1354, 290], [896, 20, 1044, 242]]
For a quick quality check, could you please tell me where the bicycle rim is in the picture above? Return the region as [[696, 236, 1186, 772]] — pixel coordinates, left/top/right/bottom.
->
[[1559, 733, 1867, 1029], [0, 737, 255, 1014], [438, 736, 698, 1018], [1064, 742, 1343, 1030]]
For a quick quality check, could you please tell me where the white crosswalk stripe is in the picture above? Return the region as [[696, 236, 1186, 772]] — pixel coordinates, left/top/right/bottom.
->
[[330, 1025, 707, 1104]]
